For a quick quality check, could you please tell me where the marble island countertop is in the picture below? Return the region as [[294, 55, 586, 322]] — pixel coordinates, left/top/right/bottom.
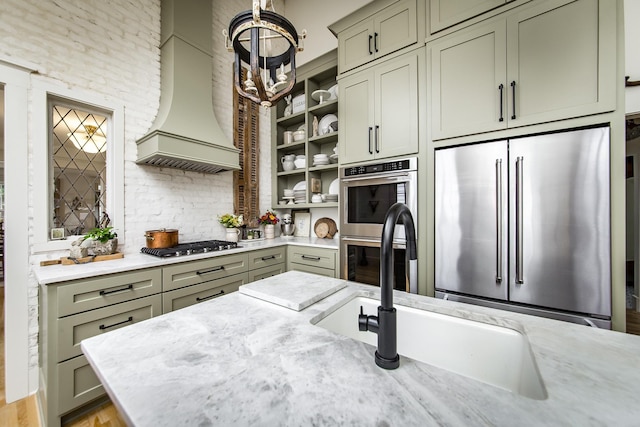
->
[[81, 271, 640, 426], [34, 237, 338, 285]]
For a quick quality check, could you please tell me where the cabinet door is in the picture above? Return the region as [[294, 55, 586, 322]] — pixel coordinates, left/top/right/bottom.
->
[[430, 0, 506, 33], [339, 69, 375, 164], [58, 355, 104, 414], [375, 51, 420, 159], [338, 18, 375, 73], [506, 0, 615, 127], [435, 141, 508, 300], [374, 0, 418, 58], [430, 20, 507, 140]]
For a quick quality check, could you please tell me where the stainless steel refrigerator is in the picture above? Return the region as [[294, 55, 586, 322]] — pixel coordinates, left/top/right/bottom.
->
[[435, 127, 611, 328]]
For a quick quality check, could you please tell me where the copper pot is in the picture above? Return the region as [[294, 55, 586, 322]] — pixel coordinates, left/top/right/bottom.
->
[[144, 229, 179, 248]]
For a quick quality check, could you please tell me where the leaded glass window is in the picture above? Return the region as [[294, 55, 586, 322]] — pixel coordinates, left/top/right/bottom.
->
[[50, 101, 109, 238]]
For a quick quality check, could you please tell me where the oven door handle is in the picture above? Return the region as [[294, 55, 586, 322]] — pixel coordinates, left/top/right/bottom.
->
[[340, 173, 411, 183]]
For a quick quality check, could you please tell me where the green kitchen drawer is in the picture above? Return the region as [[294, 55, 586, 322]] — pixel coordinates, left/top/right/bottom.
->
[[162, 272, 248, 312], [287, 263, 336, 278], [57, 294, 162, 363], [57, 354, 104, 415], [248, 263, 286, 282], [56, 268, 162, 317], [287, 246, 337, 271], [247, 247, 286, 270], [163, 253, 248, 292]]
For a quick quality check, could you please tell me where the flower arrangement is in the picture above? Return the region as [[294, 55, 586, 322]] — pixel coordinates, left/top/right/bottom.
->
[[259, 210, 280, 225], [218, 213, 243, 228]]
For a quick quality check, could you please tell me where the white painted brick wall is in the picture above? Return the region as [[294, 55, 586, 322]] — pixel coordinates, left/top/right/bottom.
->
[[0, 0, 272, 382]]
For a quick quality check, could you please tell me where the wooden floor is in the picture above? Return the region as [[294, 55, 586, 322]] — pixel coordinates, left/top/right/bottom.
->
[[0, 286, 639, 426]]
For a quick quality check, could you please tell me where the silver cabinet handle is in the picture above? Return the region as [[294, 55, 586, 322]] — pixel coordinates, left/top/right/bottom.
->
[[375, 125, 380, 153], [495, 159, 503, 284], [516, 156, 524, 284], [368, 127, 373, 154]]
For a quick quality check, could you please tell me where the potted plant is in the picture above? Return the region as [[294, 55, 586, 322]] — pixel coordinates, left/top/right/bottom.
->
[[218, 213, 243, 242], [83, 226, 118, 255], [259, 210, 280, 239]]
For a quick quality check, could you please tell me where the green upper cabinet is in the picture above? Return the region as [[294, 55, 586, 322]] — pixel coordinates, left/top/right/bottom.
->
[[429, 0, 508, 34], [429, 0, 617, 141], [339, 49, 422, 164], [334, 0, 419, 74]]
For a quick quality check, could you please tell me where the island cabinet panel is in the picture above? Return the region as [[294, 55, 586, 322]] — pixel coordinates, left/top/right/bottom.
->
[[247, 247, 286, 270], [287, 246, 338, 278], [248, 264, 287, 282], [57, 294, 162, 362], [162, 273, 249, 313], [429, 0, 616, 141], [57, 355, 104, 415], [338, 0, 418, 73], [57, 268, 162, 317], [162, 253, 249, 292], [339, 49, 422, 164]]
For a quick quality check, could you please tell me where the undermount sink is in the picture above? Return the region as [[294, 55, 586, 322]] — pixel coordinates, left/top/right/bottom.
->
[[313, 296, 547, 400]]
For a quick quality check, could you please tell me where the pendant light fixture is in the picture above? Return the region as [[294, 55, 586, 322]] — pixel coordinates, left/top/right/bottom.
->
[[68, 125, 107, 154], [224, 0, 306, 108]]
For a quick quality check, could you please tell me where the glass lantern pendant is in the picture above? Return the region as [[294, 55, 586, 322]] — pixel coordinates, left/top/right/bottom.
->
[[224, 1, 306, 108]]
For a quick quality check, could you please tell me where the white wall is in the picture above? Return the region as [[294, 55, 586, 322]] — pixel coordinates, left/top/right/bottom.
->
[[0, 0, 275, 399], [284, 0, 374, 66]]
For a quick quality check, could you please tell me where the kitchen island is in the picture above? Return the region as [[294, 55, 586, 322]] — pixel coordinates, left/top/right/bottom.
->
[[81, 271, 640, 426]]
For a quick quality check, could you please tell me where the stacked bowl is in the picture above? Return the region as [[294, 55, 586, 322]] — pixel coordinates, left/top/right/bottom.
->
[[313, 153, 329, 166]]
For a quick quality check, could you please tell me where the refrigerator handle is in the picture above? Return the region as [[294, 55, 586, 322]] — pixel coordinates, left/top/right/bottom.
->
[[495, 159, 503, 284], [516, 156, 524, 284]]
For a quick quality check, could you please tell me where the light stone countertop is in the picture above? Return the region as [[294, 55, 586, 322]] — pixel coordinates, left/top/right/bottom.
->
[[81, 271, 640, 426], [34, 237, 338, 285]]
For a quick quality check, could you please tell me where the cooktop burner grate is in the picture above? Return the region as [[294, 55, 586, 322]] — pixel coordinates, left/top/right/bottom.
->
[[141, 240, 238, 257]]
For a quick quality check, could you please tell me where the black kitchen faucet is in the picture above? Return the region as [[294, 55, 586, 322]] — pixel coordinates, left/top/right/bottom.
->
[[358, 202, 417, 369]]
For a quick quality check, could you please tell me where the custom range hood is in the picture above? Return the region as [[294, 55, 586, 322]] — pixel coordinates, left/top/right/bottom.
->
[[136, 0, 240, 174]]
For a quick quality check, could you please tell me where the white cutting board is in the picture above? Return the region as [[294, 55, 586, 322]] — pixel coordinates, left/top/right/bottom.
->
[[239, 271, 346, 311]]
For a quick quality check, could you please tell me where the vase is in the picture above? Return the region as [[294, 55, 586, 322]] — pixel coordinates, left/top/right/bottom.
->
[[225, 228, 239, 242], [264, 224, 275, 239]]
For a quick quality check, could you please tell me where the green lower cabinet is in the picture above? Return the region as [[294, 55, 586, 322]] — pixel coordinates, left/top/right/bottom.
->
[[286, 246, 338, 278], [249, 263, 286, 281], [162, 272, 249, 312], [57, 354, 104, 415]]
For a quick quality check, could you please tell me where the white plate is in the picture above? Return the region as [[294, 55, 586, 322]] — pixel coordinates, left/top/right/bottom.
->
[[328, 84, 338, 100], [318, 114, 338, 135], [293, 181, 306, 191], [329, 178, 339, 195]]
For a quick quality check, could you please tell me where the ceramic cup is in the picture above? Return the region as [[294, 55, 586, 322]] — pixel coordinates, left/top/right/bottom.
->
[[283, 131, 293, 144]]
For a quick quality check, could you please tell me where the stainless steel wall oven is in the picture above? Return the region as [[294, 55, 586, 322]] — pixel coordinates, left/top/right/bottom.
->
[[339, 157, 418, 292]]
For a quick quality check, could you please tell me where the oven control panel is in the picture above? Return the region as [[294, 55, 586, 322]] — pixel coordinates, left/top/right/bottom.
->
[[343, 158, 415, 177]]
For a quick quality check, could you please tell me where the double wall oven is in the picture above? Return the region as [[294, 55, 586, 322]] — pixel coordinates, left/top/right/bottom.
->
[[339, 157, 418, 293]]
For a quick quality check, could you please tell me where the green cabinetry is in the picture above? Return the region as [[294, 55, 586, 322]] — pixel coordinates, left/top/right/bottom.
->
[[39, 268, 163, 427], [336, 0, 419, 73], [287, 246, 338, 278], [271, 51, 339, 207], [339, 48, 423, 164], [429, 0, 616, 141]]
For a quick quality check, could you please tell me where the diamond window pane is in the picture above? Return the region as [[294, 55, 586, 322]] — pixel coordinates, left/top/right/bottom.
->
[[51, 104, 108, 238]]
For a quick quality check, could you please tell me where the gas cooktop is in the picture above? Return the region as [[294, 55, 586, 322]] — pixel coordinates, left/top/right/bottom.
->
[[141, 240, 238, 257]]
